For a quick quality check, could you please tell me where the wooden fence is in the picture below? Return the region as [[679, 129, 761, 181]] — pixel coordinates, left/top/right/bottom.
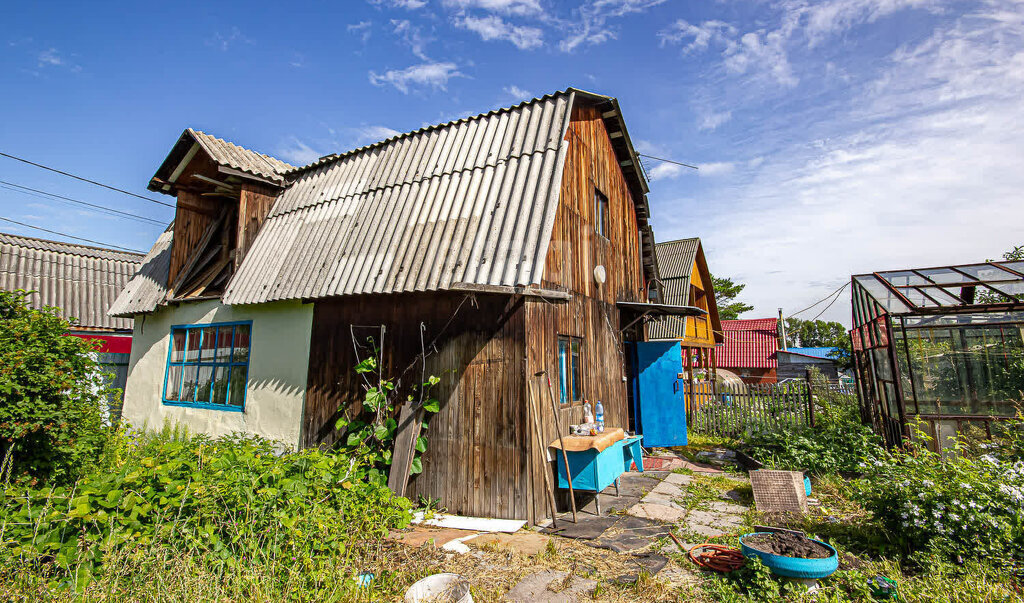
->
[[685, 380, 815, 438]]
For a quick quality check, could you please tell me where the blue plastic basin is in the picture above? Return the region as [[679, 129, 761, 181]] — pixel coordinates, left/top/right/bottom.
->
[[804, 476, 812, 496], [739, 532, 838, 579]]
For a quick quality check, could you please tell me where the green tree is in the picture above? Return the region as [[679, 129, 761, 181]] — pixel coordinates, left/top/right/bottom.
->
[[711, 275, 753, 320], [0, 290, 109, 483]]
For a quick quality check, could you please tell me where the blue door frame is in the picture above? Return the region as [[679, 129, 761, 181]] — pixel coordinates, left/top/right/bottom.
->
[[631, 340, 688, 448]]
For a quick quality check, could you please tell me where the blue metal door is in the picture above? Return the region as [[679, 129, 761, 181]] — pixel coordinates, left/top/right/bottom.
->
[[633, 341, 687, 447]]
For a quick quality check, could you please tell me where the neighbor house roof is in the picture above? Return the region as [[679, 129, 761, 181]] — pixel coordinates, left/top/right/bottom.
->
[[0, 232, 143, 330], [648, 237, 723, 343], [716, 318, 779, 369], [782, 346, 839, 360], [113, 88, 655, 315]]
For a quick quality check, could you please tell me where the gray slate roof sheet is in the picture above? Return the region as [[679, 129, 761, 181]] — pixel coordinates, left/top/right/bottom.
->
[[0, 232, 143, 329]]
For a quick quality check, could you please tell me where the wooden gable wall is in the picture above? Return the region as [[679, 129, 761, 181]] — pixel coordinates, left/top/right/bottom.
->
[[523, 103, 646, 523]]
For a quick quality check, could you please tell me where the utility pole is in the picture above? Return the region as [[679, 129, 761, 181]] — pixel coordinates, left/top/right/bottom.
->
[[778, 307, 788, 350]]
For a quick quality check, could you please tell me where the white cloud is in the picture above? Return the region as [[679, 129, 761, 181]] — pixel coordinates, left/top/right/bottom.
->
[[442, 0, 543, 16], [348, 21, 373, 43], [697, 162, 735, 176], [648, 162, 684, 180], [391, 19, 433, 59], [371, 0, 428, 9], [277, 137, 323, 166], [559, 0, 666, 52], [37, 48, 62, 66], [369, 61, 464, 93], [455, 14, 543, 49], [658, 19, 735, 53], [356, 125, 403, 144], [657, 2, 1024, 325], [207, 27, 253, 51], [697, 109, 732, 131], [504, 84, 532, 99]]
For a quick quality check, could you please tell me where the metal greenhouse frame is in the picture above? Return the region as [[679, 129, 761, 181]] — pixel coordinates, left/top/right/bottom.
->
[[850, 260, 1024, 449]]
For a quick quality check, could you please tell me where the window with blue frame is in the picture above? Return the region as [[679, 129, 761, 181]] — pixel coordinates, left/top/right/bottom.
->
[[163, 322, 251, 410], [557, 335, 584, 404]]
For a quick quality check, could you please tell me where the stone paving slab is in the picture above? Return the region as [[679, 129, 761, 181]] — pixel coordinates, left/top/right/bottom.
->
[[664, 473, 693, 486], [687, 523, 727, 538], [627, 502, 687, 523], [650, 481, 684, 497], [504, 570, 596, 602], [708, 501, 748, 515]]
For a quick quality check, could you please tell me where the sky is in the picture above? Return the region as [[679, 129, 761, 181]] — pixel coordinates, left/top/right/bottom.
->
[[2, 0, 1022, 326]]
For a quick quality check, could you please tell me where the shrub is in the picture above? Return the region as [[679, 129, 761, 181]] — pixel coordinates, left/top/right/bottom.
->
[[0, 430, 412, 587], [854, 418, 1024, 563], [744, 386, 881, 475], [0, 290, 109, 483]]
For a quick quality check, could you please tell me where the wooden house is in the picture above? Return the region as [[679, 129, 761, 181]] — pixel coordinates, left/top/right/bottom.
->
[[648, 237, 723, 383], [110, 89, 702, 523], [1, 232, 142, 416]]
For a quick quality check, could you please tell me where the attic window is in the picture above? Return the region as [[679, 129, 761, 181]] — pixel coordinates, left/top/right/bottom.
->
[[595, 188, 609, 239]]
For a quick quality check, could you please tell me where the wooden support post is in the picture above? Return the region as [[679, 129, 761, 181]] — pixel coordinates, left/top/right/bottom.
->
[[528, 382, 558, 527], [543, 373, 577, 522], [805, 369, 815, 428]]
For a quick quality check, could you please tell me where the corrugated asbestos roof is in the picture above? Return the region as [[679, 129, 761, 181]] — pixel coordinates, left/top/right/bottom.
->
[[115, 88, 656, 314], [189, 129, 295, 182], [0, 232, 143, 330], [648, 238, 701, 340], [222, 92, 574, 304], [107, 225, 173, 318], [717, 318, 779, 369]]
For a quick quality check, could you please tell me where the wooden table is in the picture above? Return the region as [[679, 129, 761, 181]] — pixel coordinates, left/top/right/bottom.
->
[[550, 432, 644, 515]]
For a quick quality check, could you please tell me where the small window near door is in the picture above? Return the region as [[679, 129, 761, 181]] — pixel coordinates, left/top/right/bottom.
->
[[595, 189, 609, 239], [557, 335, 584, 404]]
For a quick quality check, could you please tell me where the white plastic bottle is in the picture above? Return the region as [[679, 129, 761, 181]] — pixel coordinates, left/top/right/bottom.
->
[[582, 401, 594, 425], [595, 400, 605, 433]]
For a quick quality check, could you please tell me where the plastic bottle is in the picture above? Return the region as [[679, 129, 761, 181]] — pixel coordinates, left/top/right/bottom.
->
[[582, 400, 594, 425], [595, 400, 605, 433]]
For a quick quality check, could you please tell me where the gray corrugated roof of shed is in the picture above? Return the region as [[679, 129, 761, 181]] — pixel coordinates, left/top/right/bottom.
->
[[190, 129, 295, 181], [656, 238, 700, 283], [107, 225, 173, 318], [0, 231, 143, 329], [224, 92, 573, 304], [117, 88, 655, 313]]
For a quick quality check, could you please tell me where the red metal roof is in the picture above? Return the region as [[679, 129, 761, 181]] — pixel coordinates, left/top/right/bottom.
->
[[716, 318, 779, 369]]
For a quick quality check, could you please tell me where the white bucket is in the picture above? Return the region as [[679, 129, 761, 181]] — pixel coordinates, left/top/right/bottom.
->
[[404, 573, 473, 603]]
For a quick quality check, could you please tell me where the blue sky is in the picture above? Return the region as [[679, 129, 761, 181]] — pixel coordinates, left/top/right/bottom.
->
[[2, 0, 1022, 325]]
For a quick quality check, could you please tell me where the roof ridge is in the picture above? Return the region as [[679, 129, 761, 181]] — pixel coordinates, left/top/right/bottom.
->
[[284, 90, 575, 177], [656, 237, 700, 246], [0, 231, 145, 259], [190, 129, 296, 172]]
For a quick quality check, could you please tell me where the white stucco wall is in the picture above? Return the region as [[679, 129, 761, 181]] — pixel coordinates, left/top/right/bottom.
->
[[121, 299, 314, 450]]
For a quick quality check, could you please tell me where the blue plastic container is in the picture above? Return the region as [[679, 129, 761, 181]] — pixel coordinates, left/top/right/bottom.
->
[[739, 532, 839, 579], [804, 476, 812, 496]]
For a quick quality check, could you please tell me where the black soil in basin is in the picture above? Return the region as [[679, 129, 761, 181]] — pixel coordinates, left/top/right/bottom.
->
[[743, 531, 832, 559]]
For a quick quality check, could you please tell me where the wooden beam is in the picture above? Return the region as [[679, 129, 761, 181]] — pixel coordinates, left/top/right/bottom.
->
[[387, 401, 424, 498], [449, 282, 571, 301], [218, 165, 283, 188], [192, 174, 238, 191], [168, 142, 200, 187], [167, 211, 226, 298]]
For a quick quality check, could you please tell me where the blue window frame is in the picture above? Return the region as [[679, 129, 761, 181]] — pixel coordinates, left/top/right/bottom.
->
[[162, 321, 251, 411], [557, 335, 584, 405]]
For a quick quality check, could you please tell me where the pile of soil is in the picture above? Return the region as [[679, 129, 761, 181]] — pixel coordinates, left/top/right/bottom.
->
[[743, 531, 833, 559]]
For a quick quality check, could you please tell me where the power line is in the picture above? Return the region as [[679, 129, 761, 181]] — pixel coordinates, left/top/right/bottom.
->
[[0, 179, 166, 226], [0, 151, 175, 208], [636, 153, 699, 170], [0, 216, 145, 253], [788, 282, 850, 319], [809, 284, 849, 322]]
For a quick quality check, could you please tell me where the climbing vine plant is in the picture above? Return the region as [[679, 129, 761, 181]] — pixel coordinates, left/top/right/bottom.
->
[[335, 351, 440, 486]]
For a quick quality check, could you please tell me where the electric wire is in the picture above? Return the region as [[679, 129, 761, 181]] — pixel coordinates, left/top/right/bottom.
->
[[787, 282, 850, 318], [637, 153, 699, 170], [809, 283, 849, 322], [0, 216, 145, 253], [0, 151, 175, 208], [0, 179, 166, 226]]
